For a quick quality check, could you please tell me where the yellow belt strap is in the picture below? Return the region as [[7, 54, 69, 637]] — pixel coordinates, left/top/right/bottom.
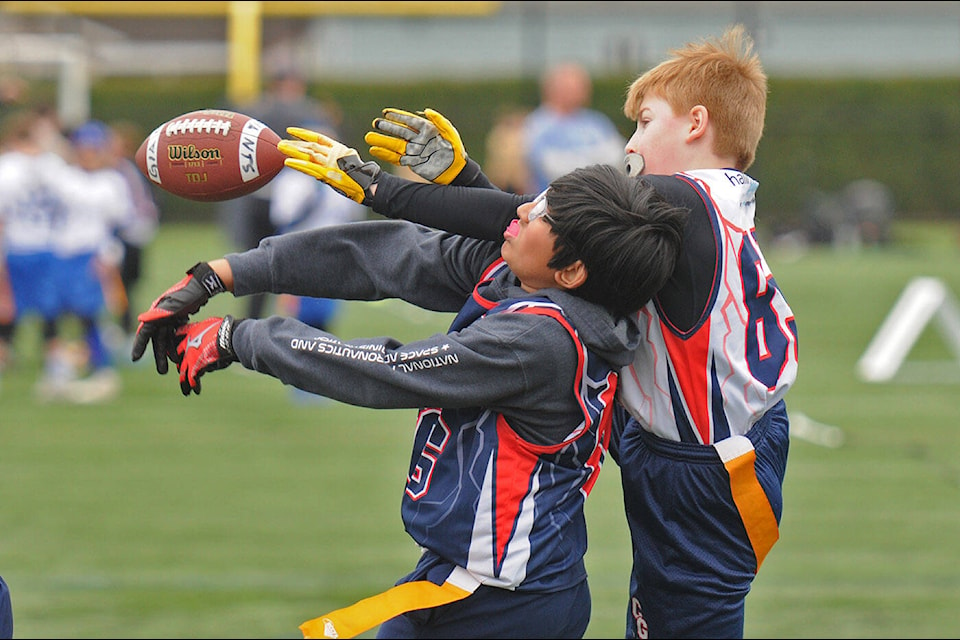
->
[[714, 435, 780, 571], [300, 566, 480, 639]]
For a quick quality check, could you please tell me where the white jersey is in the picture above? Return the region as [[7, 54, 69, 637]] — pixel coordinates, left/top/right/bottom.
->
[[523, 107, 626, 193], [269, 166, 366, 234], [618, 169, 799, 443], [0, 149, 69, 254], [53, 165, 134, 261]]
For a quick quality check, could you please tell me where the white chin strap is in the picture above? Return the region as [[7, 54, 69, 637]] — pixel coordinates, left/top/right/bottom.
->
[[624, 153, 645, 177]]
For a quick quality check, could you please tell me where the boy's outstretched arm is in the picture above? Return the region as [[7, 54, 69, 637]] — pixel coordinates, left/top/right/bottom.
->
[[278, 122, 523, 242]]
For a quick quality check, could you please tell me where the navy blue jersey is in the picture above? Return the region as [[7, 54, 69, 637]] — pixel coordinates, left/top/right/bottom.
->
[[402, 260, 616, 592]]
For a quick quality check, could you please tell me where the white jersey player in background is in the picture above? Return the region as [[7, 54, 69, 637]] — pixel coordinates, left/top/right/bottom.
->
[[0, 108, 70, 386], [44, 120, 136, 402]]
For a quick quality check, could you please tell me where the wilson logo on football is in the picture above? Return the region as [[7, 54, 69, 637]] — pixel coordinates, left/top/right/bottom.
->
[[167, 144, 222, 162]]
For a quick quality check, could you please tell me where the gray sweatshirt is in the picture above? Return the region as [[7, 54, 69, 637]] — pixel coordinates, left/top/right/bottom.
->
[[226, 219, 639, 446]]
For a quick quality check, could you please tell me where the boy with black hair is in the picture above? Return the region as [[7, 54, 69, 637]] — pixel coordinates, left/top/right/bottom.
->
[[132, 138, 687, 638]]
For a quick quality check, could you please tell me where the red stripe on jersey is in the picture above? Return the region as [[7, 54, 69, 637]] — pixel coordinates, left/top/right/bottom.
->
[[581, 378, 615, 497], [493, 417, 540, 573], [487, 300, 616, 566], [661, 318, 713, 444], [509, 302, 616, 496], [471, 258, 510, 310]]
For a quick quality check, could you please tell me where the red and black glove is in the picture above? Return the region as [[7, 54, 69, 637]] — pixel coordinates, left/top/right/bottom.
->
[[131, 262, 227, 374], [175, 315, 240, 396]]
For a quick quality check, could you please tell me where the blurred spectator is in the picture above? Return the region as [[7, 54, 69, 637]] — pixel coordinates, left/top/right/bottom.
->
[[31, 103, 72, 159], [804, 179, 895, 249], [483, 107, 531, 194], [0, 108, 68, 380], [109, 120, 161, 336], [522, 62, 626, 193], [842, 178, 895, 246], [803, 189, 850, 247], [245, 69, 338, 141], [219, 68, 336, 320], [0, 73, 28, 120]]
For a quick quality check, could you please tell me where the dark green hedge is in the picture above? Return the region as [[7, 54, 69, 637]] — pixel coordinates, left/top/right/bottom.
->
[[85, 75, 960, 226]]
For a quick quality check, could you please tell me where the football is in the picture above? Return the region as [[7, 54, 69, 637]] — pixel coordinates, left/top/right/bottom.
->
[[135, 109, 286, 202]]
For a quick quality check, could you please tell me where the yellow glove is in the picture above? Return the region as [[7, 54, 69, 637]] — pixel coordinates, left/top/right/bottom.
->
[[278, 127, 382, 204], [364, 108, 467, 185]]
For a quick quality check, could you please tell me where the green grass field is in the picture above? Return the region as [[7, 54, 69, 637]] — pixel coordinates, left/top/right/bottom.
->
[[2, 220, 959, 638]]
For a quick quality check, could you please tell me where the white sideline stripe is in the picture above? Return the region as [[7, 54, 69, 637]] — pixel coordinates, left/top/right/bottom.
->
[[857, 277, 960, 383], [790, 411, 845, 449]]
